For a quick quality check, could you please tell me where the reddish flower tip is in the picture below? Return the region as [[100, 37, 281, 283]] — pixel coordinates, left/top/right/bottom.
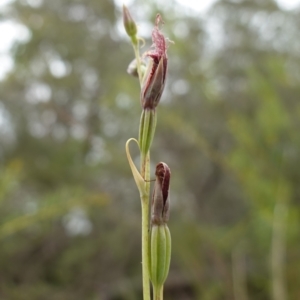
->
[[149, 14, 167, 61], [140, 14, 169, 110]]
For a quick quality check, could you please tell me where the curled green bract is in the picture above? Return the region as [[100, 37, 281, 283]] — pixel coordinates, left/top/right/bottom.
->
[[125, 138, 146, 196]]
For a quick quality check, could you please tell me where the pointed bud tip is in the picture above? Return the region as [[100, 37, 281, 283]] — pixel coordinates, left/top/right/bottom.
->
[[122, 5, 138, 38]]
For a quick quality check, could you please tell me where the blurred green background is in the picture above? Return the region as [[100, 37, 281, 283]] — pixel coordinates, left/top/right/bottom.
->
[[0, 0, 299, 299]]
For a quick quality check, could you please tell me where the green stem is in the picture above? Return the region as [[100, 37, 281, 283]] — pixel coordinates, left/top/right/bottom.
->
[[132, 42, 143, 86], [141, 152, 151, 300], [153, 285, 163, 300]]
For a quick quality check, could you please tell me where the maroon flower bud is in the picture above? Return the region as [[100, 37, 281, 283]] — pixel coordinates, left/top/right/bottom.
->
[[141, 14, 168, 110], [151, 162, 171, 225]]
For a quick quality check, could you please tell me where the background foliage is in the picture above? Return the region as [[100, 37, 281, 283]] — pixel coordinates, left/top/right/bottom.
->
[[0, 0, 299, 299]]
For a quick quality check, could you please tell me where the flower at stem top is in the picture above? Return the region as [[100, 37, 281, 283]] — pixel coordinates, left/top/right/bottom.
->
[[141, 14, 169, 110]]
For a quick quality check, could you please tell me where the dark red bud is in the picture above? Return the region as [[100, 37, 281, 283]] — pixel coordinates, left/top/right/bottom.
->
[[151, 162, 171, 225]]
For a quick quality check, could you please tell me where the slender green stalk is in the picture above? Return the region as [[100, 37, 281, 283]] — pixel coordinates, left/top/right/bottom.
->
[[133, 42, 143, 86], [153, 285, 163, 300], [140, 152, 151, 300], [131, 28, 151, 300], [123, 9, 170, 299]]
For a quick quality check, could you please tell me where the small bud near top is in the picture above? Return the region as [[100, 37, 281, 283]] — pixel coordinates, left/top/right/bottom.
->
[[122, 5, 138, 43], [127, 58, 147, 78], [141, 14, 169, 110]]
